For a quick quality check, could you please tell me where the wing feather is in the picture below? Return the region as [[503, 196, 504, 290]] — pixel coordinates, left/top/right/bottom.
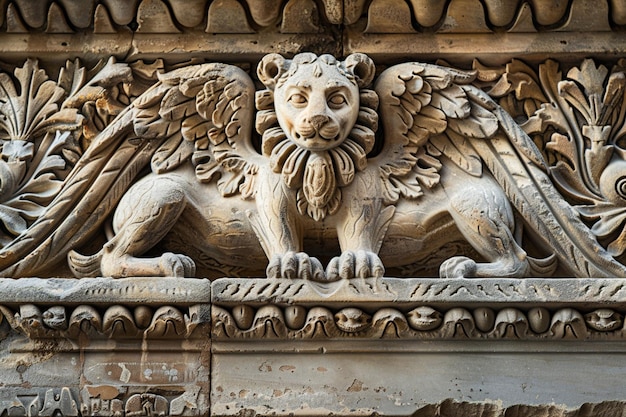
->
[[374, 62, 479, 202]]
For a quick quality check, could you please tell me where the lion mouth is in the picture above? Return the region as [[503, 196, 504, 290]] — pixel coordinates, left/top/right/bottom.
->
[[294, 131, 341, 150]]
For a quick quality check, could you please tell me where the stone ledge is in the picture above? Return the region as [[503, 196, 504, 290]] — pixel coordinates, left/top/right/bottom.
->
[[211, 278, 626, 342], [0, 277, 211, 306], [211, 277, 626, 307], [0, 277, 624, 416], [3, 31, 626, 66]]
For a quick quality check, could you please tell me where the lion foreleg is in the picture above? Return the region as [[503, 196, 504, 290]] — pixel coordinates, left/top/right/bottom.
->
[[247, 171, 325, 280], [441, 181, 530, 278], [327, 175, 395, 280], [100, 176, 195, 278]]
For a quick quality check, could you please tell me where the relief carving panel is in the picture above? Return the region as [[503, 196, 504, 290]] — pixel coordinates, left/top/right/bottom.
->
[[1, 1, 626, 414], [0, 53, 624, 280]]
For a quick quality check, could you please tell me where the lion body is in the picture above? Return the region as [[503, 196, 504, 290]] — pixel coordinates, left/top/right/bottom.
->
[[101, 159, 519, 279], [69, 53, 549, 279]]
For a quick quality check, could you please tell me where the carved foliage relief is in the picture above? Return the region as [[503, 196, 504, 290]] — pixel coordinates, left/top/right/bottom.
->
[[3, 2, 626, 416], [483, 59, 626, 262]]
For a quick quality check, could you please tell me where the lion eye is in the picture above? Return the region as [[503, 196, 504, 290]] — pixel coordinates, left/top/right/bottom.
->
[[328, 94, 346, 108], [289, 94, 307, 106]]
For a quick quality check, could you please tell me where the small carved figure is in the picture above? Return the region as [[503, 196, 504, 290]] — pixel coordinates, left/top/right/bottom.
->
[[584, 309, 623, 332], [407, 306, 443, 331], [1, 53, 625, 279]]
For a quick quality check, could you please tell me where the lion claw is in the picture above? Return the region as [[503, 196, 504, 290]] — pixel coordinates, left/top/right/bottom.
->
[[326, 250, 385, 280], [439, 256, 477, 278], [160, 252, 196, 277], [266, 251, 325, 281]]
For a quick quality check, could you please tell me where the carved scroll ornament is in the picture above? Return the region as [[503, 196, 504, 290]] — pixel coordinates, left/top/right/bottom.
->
[[0, 53, 625, 280]]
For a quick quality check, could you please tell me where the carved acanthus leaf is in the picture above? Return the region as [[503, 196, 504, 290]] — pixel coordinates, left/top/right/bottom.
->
[[0, 60, 80, 141], [485, 58, 626, 259], [0, 60, 85, 244]]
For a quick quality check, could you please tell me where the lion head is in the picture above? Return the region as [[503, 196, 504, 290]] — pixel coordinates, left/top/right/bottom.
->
[[256, 53, 378, 221]]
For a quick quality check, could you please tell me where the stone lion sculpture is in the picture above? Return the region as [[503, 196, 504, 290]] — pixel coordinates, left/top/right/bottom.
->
[[1, 53, 625, 279]]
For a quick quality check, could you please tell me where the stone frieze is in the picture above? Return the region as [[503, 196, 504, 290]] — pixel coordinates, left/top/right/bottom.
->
[[0, 278, 211, 339], [0, 386, 207, 417], [0, 54, 625, 280], [1, 0, 624, 64], [0, 0, 624, 415]]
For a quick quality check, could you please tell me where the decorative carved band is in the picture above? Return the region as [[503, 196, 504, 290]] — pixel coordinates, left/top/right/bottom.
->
[[0, 278, 625, 342], [0, 278, 211, 339], [1, 392, 624, 417], [0, 386, 205, 417], [212, 277, 626, 341], [0, 0, 621, 33], [1, 1, 623, 64]]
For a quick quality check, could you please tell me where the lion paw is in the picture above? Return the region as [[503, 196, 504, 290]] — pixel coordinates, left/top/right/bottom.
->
[[160, 252, 196, 277], [326, 250, 385, 280], [439, 256, 477, 278], [267, 251, 326, 281]]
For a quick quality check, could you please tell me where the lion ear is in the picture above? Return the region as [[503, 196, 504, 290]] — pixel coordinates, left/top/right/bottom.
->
[[344, 53, 375, 88], [257, 53, 287, 90]]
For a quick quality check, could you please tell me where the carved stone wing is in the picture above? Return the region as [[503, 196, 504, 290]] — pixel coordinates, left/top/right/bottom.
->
[[373, 63, 485, 202], [458, 87, 626, 277], [0, 63, 258, 277], [134, 64, 260, 197], [375, 62, 626, 277]]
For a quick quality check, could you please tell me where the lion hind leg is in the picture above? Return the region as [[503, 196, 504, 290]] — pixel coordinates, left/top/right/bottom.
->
[[441, 183, 530, 278], [96, 177, 195, 278]]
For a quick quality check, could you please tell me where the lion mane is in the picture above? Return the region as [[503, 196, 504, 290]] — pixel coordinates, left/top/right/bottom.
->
[[255, 53, 379, 221]]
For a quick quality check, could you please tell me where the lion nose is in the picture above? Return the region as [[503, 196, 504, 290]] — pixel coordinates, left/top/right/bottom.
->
[[309, 114, 329, 131]]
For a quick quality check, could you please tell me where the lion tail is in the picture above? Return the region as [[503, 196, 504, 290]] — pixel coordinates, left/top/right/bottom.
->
[[67, 249, 104, 278]]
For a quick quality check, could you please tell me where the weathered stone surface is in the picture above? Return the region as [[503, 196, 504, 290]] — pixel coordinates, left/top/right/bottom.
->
[[0, 278, 211, 416], [0, 1, 625, 416], [211, 350, 626, 416], [0, 277, 210, 305], [211, 277, 626, 306], [211, 278, 626, 341]]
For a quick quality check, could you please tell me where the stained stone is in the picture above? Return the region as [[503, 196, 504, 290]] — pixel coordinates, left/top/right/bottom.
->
[[0, 1, 625, 416]]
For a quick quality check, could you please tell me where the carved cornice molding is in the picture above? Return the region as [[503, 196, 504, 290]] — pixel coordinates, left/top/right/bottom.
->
[[2, 277, 626, 343], [0, 278, 211, 340], [0, 0, 622, 33], [0, 0, 623, 63]]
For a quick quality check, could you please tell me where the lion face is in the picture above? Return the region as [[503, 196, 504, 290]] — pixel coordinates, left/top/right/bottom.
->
[[256, 53, 378, 221], [273, 61, 360, 152]]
